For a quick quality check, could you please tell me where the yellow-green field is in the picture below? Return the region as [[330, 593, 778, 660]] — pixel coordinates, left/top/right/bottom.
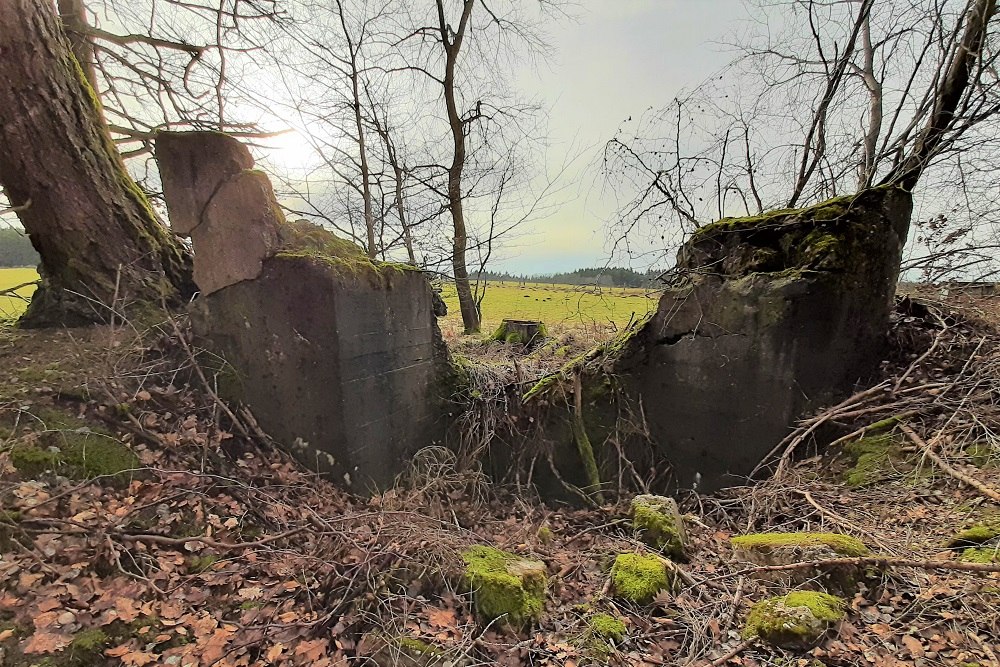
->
[[0, 267, 37, 319], [0, 268, 660, 336], [438, 281, 659, 338]]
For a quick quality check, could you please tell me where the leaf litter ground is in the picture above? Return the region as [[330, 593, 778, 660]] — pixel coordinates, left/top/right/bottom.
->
[[0, 289, 998, 666]]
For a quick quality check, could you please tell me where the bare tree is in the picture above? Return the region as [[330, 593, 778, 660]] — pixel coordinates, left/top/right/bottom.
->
[[605, 0, 1000, 280]]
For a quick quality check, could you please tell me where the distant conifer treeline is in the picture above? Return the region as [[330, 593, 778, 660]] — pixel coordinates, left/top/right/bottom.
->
[[474, 266, 660, 288]]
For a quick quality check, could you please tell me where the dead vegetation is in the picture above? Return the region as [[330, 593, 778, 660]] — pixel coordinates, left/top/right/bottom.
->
[[0, 292, 998, 666]]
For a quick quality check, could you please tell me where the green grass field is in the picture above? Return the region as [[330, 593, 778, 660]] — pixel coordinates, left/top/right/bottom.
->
[[437, 281, 659, 337], [0, 267, 659, 335], [0, 267, 37, 319]]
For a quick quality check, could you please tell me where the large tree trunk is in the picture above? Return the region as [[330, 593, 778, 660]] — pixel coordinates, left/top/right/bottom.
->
[[0, 0, 194, 327], [57, 0, 97, 91]]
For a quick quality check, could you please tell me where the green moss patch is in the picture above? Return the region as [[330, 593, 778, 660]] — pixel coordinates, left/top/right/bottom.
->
[[275, 219, 415, 284], [610, 553, 670, 604], [960, 547, 999, 564], [731, 532, 869, 557], [630, 494, 687, 559], [965, 442, 996, 468], [948, 522, 1000, 547], [744, 591, 845, 647], [461, 545, 547, 627], [587, 613, 627, 642], [842, 434, 903, 487], [7, 407, 139, 482]]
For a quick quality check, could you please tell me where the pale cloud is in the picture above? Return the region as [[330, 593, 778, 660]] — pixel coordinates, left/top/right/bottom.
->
[[504, 0, 747, 273]]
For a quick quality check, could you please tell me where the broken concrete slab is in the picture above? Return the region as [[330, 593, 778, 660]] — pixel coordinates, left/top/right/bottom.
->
[[155, 131, 450, 492], [519, 186, 912, 497], [156, 130, 255, 235]]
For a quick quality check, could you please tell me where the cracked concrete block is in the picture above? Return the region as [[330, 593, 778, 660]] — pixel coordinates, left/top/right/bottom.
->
[[520, 186, 912, 497]]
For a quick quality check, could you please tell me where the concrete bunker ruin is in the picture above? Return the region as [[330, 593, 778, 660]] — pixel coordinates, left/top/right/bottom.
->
[[155, 131, 911, 498], [518, 185, 911, 495], [156, 131, 450, 491]]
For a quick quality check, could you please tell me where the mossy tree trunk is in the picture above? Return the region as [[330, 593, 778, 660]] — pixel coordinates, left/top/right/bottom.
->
[[0, 0, 194, 327]]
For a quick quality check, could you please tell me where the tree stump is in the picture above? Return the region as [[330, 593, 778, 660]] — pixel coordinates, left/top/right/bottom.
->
[[491, 319, 547, 346]]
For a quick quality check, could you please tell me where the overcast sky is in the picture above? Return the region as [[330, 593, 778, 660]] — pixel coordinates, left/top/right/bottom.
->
[[494, 0, 747, 274]]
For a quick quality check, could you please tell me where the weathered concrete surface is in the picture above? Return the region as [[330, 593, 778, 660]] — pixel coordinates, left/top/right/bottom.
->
[[156, 130, 255, 235], [157, 132, 281, 294], [155, 131, 450, 491], [191, 250, 449, 490], [522, 186, 912, 496]]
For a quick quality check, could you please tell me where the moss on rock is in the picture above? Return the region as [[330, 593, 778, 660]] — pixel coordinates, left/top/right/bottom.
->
[[610, 553, 670, 604], [587, 613, 627, 642], [960, 547, 999, 564], [842, 434, 902, 487], [630, 494, 687, 559], [732, 532, 870, 594], [948, 522, 1000, 548], [731, 532, 869, 557], [8, 407, 139, 482], [964, 442, 996, 468], [744, 591, 845, 648], [461, 545, 547, 627]]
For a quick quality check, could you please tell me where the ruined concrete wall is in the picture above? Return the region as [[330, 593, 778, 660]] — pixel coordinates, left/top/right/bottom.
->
[[155, 131, 449, 491], [523, 186, 912, 496]]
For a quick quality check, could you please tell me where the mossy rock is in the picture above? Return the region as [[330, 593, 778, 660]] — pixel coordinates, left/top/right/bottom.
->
[[731, 532, 868, 557], [744, 591, 845, 648], [965, 442, 996, 468], [960, 547, 999, 564], [630, 494, 687, 559], [948, 521, 1000, 548], [7, 407, 139, 483], [842, 434, 903, 487], [610, 553, 671, 604], [731, 532, 869, 594], [587, 613, 627, 642], [365, 634, 449, 667], [461, 545, 547, 628]]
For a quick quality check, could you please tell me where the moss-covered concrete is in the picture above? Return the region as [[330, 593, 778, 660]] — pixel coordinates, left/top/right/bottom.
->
[[731, 532, 869, 557], [610, 553, 670, 604], [630, 494, 687, 559], [744, 591, 845, 647], [461, 545, 547, 627], [276, 219, 416, 287]]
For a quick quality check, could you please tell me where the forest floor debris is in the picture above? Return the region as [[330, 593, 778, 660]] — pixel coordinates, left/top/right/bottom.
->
[[0, 291, 998, 666]]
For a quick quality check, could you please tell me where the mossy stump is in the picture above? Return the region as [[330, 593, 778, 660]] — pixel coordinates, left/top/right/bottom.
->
[[490, 319, 548, 347], [630, 494, 687, 559], [743, 591, 845, 648], [461, 545, 547, 628], [610, 553, 671, 604], [731, 532, 870, 594]]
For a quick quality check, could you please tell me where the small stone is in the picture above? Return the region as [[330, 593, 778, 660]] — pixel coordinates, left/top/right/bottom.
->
[[743, 591, 846, 648], [629, 494, 688, 559], [610, 553, 671, 604]]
